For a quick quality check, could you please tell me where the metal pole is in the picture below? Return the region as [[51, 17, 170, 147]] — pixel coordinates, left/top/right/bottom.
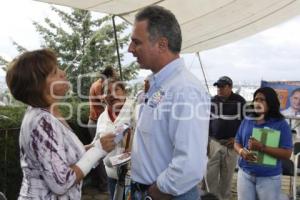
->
[[112, 15, 123, 81], [4, 130, 8, 196], [196, 52, 210, 94]]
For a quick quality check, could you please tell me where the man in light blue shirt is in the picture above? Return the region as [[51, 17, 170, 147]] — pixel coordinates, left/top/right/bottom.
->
[[128, 5, 210, 200]]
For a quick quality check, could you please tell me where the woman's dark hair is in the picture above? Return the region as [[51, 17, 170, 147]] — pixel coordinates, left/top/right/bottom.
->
[[253, 87, 284, 120], [101, 66, 116, 79], [6, 49, 57, 107]]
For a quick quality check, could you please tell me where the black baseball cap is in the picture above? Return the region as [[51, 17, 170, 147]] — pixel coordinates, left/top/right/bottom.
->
[[213, 76, 233, 87]]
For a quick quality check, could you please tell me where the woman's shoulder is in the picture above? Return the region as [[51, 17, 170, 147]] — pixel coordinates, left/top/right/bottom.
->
[[268, 118, 288, 125], [241, 118, 255, 125], [20, 108, 56, 142], [275, 118, 290, 128], [22, 107, 64, 135], [23, 107, 52, 125], [265, 118, 290, 134]]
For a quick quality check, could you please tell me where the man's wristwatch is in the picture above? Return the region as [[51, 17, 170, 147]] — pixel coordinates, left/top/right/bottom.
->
[[145, 196, 153, 200]]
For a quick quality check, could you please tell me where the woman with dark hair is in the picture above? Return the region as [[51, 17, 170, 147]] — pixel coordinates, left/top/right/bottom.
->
[[93, 78, 135, 199], [234, 87, 292, 200], [87, 66, 117, 192], [6, 49, 117, 199]]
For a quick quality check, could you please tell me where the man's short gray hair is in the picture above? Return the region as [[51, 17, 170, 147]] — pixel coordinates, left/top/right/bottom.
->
[[135, 5, 182, 53]]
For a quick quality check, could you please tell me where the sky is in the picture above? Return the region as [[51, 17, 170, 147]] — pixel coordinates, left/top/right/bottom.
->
[[1, 0, 300, 88]]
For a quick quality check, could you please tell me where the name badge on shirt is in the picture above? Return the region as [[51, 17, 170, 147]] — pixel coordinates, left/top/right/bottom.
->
[[148, 88, 165, 108]]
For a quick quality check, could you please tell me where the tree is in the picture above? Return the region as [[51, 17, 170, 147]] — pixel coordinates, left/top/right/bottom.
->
[[0, 56, 8, 71], [1, 41, 27, 71], [33, 7, 138, 98]]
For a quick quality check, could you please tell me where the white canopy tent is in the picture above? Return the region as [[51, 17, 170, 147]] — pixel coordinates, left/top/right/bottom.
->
[[35, 0, 300, 53]]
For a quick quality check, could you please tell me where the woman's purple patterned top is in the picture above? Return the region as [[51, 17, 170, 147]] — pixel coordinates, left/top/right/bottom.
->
[[18, 107, 85, 199]]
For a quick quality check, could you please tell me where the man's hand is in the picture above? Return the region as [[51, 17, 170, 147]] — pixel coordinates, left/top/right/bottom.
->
[[100, 133, 116, 152], [225, 137, 235, 148], [147, 183, 172, 200]]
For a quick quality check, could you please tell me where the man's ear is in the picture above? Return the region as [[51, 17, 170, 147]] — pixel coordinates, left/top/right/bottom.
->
[[158, 37, 168, 52]]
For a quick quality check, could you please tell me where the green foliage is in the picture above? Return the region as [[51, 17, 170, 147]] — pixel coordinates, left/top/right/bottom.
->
[[0, 41, 27, 71], [0, 103, 91, 140], [58, 101, 91, 144], [1, 6, 138, 98], [0, 106, 25, 199], [0, 106, 26, 129], [122, 61, 140, 81], [0, 56, 8, 71], [12, 40, 27, 53], [0, 55, 9, 72], [33, 7, 138, 98], [0, 128, 22, 200]]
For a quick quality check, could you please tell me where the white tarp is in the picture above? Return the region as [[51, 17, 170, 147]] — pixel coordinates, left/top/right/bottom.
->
[[35, 0, 300, 53]]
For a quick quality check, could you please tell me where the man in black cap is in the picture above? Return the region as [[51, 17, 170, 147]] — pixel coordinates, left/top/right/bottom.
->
[[205, 76, 246, 200]]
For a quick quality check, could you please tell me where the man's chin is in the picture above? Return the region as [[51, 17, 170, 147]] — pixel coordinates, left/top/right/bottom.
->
[[138, 63, 145, 69], [138, 63, 150, 70]]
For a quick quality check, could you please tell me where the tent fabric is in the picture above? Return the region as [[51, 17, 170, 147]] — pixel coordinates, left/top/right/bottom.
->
[[35, 0, 300, 53]]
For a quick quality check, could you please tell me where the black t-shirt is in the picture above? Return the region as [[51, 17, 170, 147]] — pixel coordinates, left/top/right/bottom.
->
[[209, 92, 246, 140]]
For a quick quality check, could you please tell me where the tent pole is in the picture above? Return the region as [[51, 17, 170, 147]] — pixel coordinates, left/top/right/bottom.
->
[[112, 15, 123, 81], [196, 52, 210, 94]]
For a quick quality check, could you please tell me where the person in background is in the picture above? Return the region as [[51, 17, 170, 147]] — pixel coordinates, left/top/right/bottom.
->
[[88, 66, 117, 192], [135, 78, 150, 105], [282, 88, 300, 139], [93, 78, 135, 199], [6, 49, 116, 199], [234, 87, 292, 200], [205, 76, 246, 200], [282, 88, 300, 116], [88, 66, 117, 138], [128, 5, 210, 200], [134, 78, 150, 121]]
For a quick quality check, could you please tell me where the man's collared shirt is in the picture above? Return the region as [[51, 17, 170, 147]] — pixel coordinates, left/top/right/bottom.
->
[[282, 107, 300, 116], [131, 58, 210, 195], [282, 107, 300, 139]]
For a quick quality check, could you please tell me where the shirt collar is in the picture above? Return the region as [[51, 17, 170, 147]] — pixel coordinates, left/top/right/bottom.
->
[[149, 57, 183, 88], [289, 107, 300, 116]]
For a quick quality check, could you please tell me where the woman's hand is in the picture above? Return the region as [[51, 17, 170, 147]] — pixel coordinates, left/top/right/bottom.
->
[[248, 137, 265, 152], [235, 143, 257, 162], [248, 137, 292, 160], [240, 149, 257, 162], [100, 133, 116, 152]]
